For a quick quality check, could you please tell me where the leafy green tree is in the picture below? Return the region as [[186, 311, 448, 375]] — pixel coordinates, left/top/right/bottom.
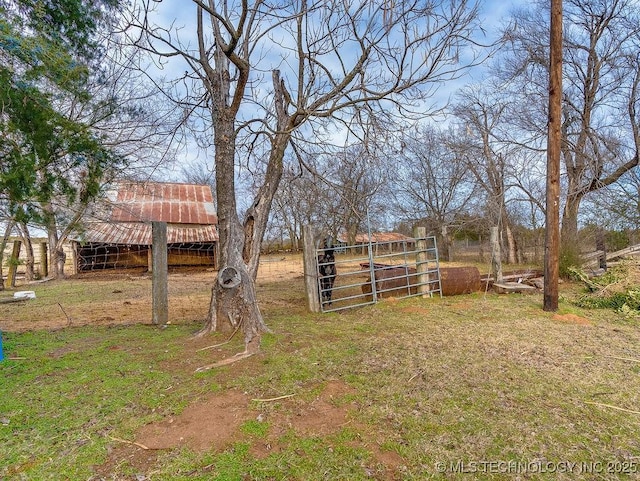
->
[[0, 0, 124, 277]]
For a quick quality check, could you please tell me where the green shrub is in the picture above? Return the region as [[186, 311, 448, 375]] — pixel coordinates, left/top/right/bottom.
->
[[569, 264, 640, 314], [559, 244, 583, 279]]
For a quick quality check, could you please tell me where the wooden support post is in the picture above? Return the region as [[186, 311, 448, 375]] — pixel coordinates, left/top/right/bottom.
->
[[39, 242, 48, 278], [152, 222, 168, 325], [490, 226, 503, 283], [596, 229, 607, 271], [303, 225, 320, 313], [147, 246, 153, 273], [69, 243, 77, 275], [7, 240, 21, 288], [414, 226, 430, 297]]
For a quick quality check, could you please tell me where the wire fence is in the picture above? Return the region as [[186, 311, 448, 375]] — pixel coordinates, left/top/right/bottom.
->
[[0, 255, 308, 332]]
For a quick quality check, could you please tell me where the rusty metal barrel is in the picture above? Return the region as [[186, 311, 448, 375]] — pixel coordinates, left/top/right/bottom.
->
[[361, 264, 418, 301], [439, 267, 481, 296], [361, 264, 482, 300]]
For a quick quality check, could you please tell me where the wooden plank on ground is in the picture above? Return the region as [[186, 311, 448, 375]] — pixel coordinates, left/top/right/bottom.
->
[[583, 244, 640, 267], [606, 244, 640, 260], [493, 282, 538, 294]]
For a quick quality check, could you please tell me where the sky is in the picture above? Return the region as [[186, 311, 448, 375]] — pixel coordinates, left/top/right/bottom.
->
[[481, 0, 521, 19]]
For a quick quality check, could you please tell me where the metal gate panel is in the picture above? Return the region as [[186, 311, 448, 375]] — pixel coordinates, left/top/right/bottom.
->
[[316, 235, 441, 313]]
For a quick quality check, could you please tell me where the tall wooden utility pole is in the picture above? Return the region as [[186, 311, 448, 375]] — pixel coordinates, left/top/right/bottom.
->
[[544, 0, 563, 311]]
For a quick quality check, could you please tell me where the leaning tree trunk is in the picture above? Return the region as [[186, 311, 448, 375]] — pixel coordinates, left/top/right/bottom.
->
[[198, 63, 291, 359], [46, 224, 66, 279], [42, 203, 67, 279], [18, 222, 35, 282], [505, 224, 517, 264], [202, 125, 289, 354], [0, 221, 14, 291], [502, 214, 519, 265], [198, 103, 275, 355]]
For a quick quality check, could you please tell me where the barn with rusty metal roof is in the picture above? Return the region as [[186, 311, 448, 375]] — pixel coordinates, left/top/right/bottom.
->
[[71, 181, 218, 271]]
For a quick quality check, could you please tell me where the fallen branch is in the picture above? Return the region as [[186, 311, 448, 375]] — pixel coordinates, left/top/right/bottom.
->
[[195, 325, 241, 352], [584, 401, 640, 415], [251, 394, 296, 403], [194, 351, 254, 373], [608, 355, 640, 364], [107, 434, 150, 450], [196, 339, 233, 352], [58, 303, 72, 326], [0, 297, 30, 304]]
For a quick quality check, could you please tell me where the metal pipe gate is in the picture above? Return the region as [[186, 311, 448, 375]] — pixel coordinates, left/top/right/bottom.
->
[[315, 234, 442, 313]]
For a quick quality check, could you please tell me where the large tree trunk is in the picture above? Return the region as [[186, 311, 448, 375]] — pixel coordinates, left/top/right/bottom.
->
[[504, 219, 518, 265], [43, 205, 66, 279], [0, 221, 14, 291], [440, 225, 453, 262], [199, 71, 293, 356], [560, 191, 582, 248], [48, 235, 67, 279], [18, 223, 35, 282], [204, 217, 269, 354]]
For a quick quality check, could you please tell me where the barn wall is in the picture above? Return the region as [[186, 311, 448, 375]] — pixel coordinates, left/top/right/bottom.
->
[[76, 243, 216, 271], [1, 238, 75, 278]]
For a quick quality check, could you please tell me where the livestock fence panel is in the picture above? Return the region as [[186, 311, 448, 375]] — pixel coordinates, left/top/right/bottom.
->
[[313, 233, 442, 313]]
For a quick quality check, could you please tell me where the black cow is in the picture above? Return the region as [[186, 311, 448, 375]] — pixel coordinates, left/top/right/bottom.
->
[[317, 237, 337, 306]]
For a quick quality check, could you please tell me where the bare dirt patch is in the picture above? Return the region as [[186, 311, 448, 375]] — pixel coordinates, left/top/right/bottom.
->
[[132, 380, 356, 456], [136, 390, 253, 452], [93, 380, 410, 478], [266, 380, 356, 437], [552, 313, 592, 325]]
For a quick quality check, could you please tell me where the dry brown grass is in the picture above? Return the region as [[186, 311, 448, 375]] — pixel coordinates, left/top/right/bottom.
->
[[2, 257, 640, 479]]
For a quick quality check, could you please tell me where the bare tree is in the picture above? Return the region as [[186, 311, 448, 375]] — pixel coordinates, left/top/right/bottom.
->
[[327, 144, 392, 244], [272, 139, 396, 250], [452, 85, 523, 264], [269, 155, 332, 251], [126, 0, 484, 358], [500, 0, 640, 249], [393, 124, 477, 260], [586, 170, 640, 231]]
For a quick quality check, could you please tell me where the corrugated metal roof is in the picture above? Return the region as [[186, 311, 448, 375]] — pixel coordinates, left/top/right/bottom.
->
[[110, 182, 218, 224], [70, 182, 219, 245], [78, 222, 219, 246]]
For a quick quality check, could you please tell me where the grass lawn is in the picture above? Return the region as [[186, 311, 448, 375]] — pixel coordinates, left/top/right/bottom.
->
[[1, 271, 640, 480]]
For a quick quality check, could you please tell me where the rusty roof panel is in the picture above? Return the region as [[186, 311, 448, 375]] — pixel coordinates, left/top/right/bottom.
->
[[77, 222, 219, 246], [110, 182, 218, 224]]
